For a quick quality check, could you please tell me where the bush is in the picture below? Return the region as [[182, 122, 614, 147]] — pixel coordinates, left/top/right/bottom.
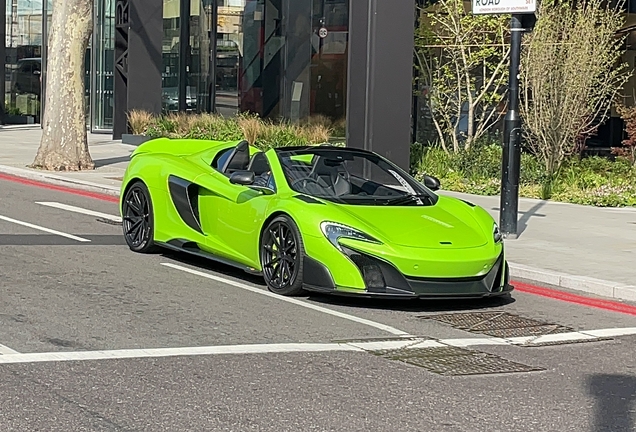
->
[[412, 142, 636, 207], [130, 111, 343, 151]]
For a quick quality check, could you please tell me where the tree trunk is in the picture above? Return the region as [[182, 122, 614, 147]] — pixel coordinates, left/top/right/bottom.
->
[[31, 0, 94, 171]]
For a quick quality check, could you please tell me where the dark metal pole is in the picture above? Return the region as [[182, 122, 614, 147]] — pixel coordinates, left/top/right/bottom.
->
[[208, 0, 217, 113], [41, 0, 48, 127], [0, 0, 6, 124], [178, 0, 191, 112], [499, 14, 523, 239]]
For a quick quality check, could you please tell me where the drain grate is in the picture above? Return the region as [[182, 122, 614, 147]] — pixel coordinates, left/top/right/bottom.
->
[[420, 311, 573, 338], [373, 346, 544, 376]]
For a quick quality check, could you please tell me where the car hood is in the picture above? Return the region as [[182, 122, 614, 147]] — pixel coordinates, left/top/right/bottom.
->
[[332, 200, 489, 249]]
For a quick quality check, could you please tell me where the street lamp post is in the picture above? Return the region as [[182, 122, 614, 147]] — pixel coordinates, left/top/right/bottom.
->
[[471, 1, 536, 239], [499, 14, 523, 239]]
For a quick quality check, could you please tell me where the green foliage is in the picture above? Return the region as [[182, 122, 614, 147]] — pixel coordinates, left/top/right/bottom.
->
[[138, 112, 337, 151], [414, 0, 510, 152], [519, 0, 631, 177], [412, 142, 636, 207]]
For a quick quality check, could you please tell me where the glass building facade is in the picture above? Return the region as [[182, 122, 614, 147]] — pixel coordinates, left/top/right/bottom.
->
[[2, 0, 48, 124], [2, 0, 349, 131], [4, 0, 636, 154]]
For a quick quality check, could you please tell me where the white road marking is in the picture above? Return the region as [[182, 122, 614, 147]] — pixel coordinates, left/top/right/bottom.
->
[[439, 338, 510, 347], [161, 262, 411, 336], [0, 214, 91, 242], [0, 342, 367, 364], [35, 202, 122, 223], [508, 332, 598, 345], [0, 327, 634, 364], [505, 327, 636, 346], [0, 344, 19, 355], [581, 327, 636, 338]]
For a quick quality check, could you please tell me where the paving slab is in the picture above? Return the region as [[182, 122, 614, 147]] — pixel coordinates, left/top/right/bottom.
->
[[0, 127, 129, 189]]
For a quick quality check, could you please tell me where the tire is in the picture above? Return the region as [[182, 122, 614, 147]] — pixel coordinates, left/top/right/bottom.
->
[[122, 181, 159, 253], [260, 215, 306, 296]]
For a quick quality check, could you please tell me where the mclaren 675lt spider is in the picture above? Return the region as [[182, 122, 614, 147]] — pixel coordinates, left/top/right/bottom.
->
[[119, 138, 512, 299]]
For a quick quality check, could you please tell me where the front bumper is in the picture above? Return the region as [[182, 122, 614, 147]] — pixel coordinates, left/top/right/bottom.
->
[[302, 248, 512, 300]]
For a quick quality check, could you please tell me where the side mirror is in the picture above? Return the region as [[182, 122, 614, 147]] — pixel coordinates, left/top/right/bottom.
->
[[229, 170, 255, 186], [423, 175, 441, 191]]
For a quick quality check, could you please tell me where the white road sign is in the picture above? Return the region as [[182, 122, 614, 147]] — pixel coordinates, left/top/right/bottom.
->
[[318, 27, 328, 39], [472, 0, 536, 14]]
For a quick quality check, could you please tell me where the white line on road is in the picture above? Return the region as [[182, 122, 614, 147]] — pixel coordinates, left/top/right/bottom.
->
[[161, 262, 412, 336], [438, 338, 510, 347], [35, 202, 122, 223], [506, 332, 598, 346], [581, 327, 636, 338], [0, 343, 362, 364], [0, 344, 19, 355], [0, 327, 635, 364], [0, 214, 91, 242]]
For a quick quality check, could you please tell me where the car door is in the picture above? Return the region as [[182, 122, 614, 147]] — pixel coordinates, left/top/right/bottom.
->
[[197, 147, 277, 268]]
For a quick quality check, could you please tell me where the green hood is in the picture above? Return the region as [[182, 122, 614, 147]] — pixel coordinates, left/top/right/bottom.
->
[[332, 200, 489, 249]]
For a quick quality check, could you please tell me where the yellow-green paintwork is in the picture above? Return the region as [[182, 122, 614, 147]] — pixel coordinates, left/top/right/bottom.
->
[[120, 138, 507, 292]]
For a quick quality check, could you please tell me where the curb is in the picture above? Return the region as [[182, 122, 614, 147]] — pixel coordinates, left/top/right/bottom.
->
[[2, 163, 634, 304], [0, 164, 120, 197], [509, 262, 636, 303]]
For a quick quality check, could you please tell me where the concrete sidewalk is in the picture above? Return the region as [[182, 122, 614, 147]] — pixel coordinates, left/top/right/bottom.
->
[[1, 127, 635, 301]]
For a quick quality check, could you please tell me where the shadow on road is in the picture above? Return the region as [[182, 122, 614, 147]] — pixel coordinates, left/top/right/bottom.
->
[[588, 374, 636, 432], [161, 250, 516, 313]]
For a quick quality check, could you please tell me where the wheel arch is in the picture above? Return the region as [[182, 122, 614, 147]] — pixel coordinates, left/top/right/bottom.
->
[[258, 210, 295, 248], [120, 176, 145, 214]]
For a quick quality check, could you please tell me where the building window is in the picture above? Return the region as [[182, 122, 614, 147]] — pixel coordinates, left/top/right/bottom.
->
[[4, 0, 44, 123], [225, 0, 349, 125]]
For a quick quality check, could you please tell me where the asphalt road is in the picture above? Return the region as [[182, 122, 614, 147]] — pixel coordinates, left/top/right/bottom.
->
[[1, 176, 636, 431]]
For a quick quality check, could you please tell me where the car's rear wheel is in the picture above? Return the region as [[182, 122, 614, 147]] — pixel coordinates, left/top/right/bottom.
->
[[260, 215, 305, 296], [122, 181, 158, 253]]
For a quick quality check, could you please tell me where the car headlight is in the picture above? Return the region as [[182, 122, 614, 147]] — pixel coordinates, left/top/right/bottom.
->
[[493, 223, 503, 243], [320, 222, 381, 251]]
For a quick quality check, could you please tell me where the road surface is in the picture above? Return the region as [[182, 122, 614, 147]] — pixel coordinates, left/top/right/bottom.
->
[[0, 176, 635, 431]]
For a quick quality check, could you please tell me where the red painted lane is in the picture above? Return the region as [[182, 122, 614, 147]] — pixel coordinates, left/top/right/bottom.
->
[[0, 172, 119, 203], [3, 171, 636, 316], [513, 280, 636, 317]]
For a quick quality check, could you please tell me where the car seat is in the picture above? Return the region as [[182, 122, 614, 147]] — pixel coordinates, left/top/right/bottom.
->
[[309, 157, 351, 196]]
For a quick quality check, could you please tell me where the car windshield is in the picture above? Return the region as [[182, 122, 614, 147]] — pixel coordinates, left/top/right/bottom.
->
[[276, 147, 438, 206]]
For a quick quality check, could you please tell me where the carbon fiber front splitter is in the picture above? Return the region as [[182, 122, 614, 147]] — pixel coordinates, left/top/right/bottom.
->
[[302, 251, 513, 300]]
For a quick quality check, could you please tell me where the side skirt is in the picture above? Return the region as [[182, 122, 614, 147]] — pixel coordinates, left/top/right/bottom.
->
[[157, 239, 262, 276]]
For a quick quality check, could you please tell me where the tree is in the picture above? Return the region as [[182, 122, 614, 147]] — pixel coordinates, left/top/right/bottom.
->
[[31, 0, 94, 171], [519, 0, 630, 184], [614, 103, 636, 166], [414, 0, 510, 153]]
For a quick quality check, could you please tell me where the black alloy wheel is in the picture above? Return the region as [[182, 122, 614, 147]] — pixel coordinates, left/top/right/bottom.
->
[[260, 215, 305, 296], [122, 181, 157, 253]]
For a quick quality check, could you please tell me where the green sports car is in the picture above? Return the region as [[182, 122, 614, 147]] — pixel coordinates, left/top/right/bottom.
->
[[119, 138, 512, 299]]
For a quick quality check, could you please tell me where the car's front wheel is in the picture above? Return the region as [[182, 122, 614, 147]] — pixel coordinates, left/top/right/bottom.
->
[[260, 215, 305, 296], [122, 181, 158, 253]]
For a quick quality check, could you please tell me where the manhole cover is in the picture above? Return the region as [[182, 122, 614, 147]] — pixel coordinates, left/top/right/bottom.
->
[[373, 346, 544, 376], [420, 311, 573, 338]]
